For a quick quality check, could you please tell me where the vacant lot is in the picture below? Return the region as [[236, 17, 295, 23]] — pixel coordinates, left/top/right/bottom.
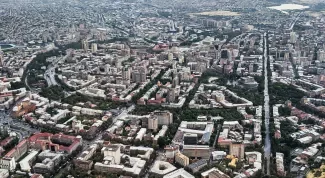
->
[[189, 11, 240, 16], [306, 11, 325, 17]]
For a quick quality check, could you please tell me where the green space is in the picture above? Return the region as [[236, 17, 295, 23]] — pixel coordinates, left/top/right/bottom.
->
[[289, 57, 300, 79], [27, 75, 47, 89], [0, 129, 9, 141], [57, 41, 82, 50], [54, 75, 75, 91], [0, 130, 18, 155], [158, 11, 172, 18], [269, 82, 305, 105], [22, 40, 84, 91], [10, 81, 25, 90], [278, 106, 291, 116], [46, 107, 59, 116], [215, 75, 264, 106], [121, 56, 136, 66], [22, 49, 61, 90], [179, 108, 244, 121], [25, 50, 60, 72], [56, 116, 71, 124], [131, 104, 243, 122], [0, 44, 14, 49], [62, 93, 127, 110], [39, 85, 65, 101], [9, 174, 29, 178], [132, 69, 165, 103]]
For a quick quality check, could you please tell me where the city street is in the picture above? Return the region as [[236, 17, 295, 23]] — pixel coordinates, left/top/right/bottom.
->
[[0, 111, 40, 141], [263, 32, 271, 175], [44, 53, 69, 87]]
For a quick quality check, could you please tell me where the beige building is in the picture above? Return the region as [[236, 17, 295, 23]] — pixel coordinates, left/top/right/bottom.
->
[[101, 145, 121, 164], [0, 139, 29, 171], [82, 40, 89, 52], [0, 157, 16, 171], [152, 110, 173, 126], [175, 152, 189, 167], [229, 143, 245, 160], [91, 43, 98, 53], [182, 145, 210, 159], [148, 116, 158, 131]]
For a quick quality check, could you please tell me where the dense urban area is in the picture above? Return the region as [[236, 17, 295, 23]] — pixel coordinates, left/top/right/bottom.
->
[[1, 0, 325, 178]]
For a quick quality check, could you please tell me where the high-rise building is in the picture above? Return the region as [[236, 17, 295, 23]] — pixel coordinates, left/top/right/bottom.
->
[[99, 31, 106, 41], [122, 66, 131, 80], [42, 33, 48, 43], [220, 49, 228, 59], [172, 77, 179, 88], [132, 66, 147, 83], [249, 39, 255, 48], [79, 24, 85, 29], [167, 88, 176, 103], [101, 145, 121, 164], [168, 52, 174, 61], [229, 143, 245, 160], [175, 152, 189, 167], [132, 70, 141, 83], [272, 35, 276, 48], [91, 43, 98, 53], [0, 50, 3, 67], [152, 111, 173, 126], [318, 50, 325, 62], [140, 71, 147, 82], [290, 32, 297, 44], [284, 52, 289, 61], [179, 54, 184, 64], [132, 70, 146, 83], [248, 63, 254, 73], [82, 40, 89, 52], [116, 61, 121, 68], [148, 116, 158, 131]]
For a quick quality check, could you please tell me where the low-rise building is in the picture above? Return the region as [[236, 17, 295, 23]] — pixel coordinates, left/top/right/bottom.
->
[[150, 160, 177, 176], [211, 151, 227, 161], [0, 169, 9, 178], [163, 168, 194, 178], [19, 150, 39, 172], [0, 139, 29, 171], [201, 167, 230, 178], [34, 150, 63, 174], [208, 168, 230, 178], [187, 159, 208, 173], [74, 144, 98, 170], [276, 152, 285, 176], [29, 133, 82, 154]]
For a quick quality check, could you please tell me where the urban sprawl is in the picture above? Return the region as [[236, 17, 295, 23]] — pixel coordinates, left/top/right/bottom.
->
[[0, 0, 325, 178]]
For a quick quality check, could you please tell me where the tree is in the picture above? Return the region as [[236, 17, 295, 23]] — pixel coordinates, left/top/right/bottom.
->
[[315, 170, 322, 177], [157, 137, 167, 148], [92, 151, 104, 163], [278, 106, 291, 116], [106, 174, 118, 178], [39, 85, 65, 101], [10, 81, 25, 90]]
